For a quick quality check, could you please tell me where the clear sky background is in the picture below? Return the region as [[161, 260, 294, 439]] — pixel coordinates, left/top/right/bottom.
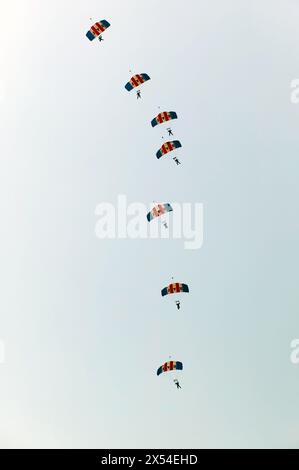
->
[[1, 0, 299, 449]]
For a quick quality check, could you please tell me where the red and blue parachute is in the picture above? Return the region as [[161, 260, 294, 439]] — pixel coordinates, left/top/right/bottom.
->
[[86, 20, 110, 41], [125, 74, 151, 91], [151, 111, 178, 128], [147, 203, 173, 222], [157, 360, 183, 376], [156, 140, 182, 159], [161, 282, 189, 297]]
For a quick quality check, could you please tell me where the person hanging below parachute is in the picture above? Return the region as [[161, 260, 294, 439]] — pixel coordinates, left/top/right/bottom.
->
[[174, 379, 182, 389], [175, 300, 181, 310], [86, 20, 110, 42], [125, 73, 151, 98]]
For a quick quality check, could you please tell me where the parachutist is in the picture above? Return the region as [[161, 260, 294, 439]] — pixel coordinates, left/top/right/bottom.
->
[[167, 128, 173, 136], [173, 157, 181, 165], [98, 36, 104, 42], [175, 300, 181, 310], [163, 222, 168, 229], [174, 379, 182, 389], [136, 90, 141, 99]]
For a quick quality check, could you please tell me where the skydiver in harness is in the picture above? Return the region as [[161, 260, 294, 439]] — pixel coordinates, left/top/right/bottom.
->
[[175, 300, 181, 310], [163, 222, 168, 229], [173, 156, 181, 165], [167, 128, 173, 136], [98, 35, 104, 42], [174, 379, 182, 389], [136, 90, 141, 99]]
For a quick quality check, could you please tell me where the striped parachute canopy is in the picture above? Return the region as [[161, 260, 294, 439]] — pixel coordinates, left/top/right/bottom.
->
[[86, 20, 110, 41], [125, 73, 151, 91], [147, 203, 173, 222], [157, 361, 183, 376], [161, 282, 189, 297], [156, 140, 182, 159], [151, 111, 178, 128]]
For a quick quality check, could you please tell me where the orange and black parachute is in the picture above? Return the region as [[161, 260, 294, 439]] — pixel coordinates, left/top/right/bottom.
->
[[157, 361, 183, 376], [86, 20, 110, 41], [156, 140, 182, 159], [161, 282, 189, 297], [125, 74, 151, 91], [151, 111, 177, 128], [147, 203, 173, 222]]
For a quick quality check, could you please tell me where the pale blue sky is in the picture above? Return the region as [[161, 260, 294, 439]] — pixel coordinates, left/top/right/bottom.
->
[[1, 0, 299, 448]]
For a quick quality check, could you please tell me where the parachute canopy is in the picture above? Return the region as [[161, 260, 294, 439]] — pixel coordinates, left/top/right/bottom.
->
[[161, 282, 189, 297], [151, 111, 178, 128], [125, 74, 151, 91], [156, 140, 182, 159], [86, 20, 110, 41], [147, 203, 173, 222], [157, 361, 183, 376]]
